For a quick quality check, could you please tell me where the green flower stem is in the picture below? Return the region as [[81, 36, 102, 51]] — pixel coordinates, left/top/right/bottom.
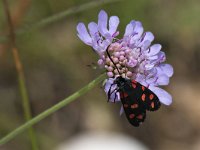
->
[[0, 73, 107, 145], [0, 0, 122, 43]]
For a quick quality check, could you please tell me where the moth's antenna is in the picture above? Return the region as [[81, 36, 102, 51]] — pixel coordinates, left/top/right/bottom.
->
[[106, 48, 121, 75]]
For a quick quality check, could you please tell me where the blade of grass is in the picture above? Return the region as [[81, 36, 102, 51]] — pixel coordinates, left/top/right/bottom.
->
[[0, 0, 123, 43], [0, 73, 106, 145], [2, 0, 39, 149]]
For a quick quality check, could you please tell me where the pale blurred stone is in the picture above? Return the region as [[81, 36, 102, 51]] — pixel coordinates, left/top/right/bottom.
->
[[56, 132, 149, 150]]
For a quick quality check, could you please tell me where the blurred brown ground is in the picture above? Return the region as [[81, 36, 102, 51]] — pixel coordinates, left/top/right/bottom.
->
[[0, 0, 200, 149]]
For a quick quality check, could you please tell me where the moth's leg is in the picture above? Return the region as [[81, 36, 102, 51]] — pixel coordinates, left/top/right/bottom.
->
[[113, 88, 119, 103], [116, 88, 124, 103], [108, 83, 117, 102]]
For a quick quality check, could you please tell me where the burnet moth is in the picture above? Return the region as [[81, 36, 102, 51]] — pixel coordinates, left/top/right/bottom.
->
[[106, 48, 161, 127]]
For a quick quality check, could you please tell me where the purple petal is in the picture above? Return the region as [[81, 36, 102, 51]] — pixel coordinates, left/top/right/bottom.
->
[[98, 10, 108, 36], [130, 20, 136, 26], [100, 40, 111, 51], [145, 63, 154, 70], [157, 51, 166, 63], [157, 64, 174, 77], [135, 74, 148, 86], [112, 31, 119, 37], [132, 21, 143, 39], [104, 78, 120, 102], [88, 22, 98, 36], [142, 40, 151, 49], [119, 106, 124, 116], [145, 77, 157, 85], [149, 86, 172, 105], [127, 59, 137, 67], [124, 23, 133, 37], [148, 55, 158, 60], [156, 74, 169, 85], [147, 44, 161, 56], [77, 23, 92, 45], [109, 16, 119, 36], [128, 21, 144, 46], [141, 32, 154, 43], [104, 78, 114, 91]]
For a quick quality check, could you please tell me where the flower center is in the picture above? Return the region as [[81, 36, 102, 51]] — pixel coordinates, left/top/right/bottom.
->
[[104, 43, 133, 79]]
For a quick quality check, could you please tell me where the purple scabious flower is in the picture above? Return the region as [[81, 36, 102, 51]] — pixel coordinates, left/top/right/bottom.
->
[[77, 10, 173, 107]]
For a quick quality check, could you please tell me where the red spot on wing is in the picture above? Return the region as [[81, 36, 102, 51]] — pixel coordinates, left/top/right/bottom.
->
[[141, 94, 146, 101], [123, 92, 128, 97], [123, 104, 129, 108], [137, 114, 143, 120], [149, 94, 154, 100], [132, 83, 136, 88], [151, 102, 155, 108], [132, 80, 137, 84], [142, 86, 145, 91], [120, 92, 128, 98], [131, 104, 138, 109], [129, 114, 135, 119]]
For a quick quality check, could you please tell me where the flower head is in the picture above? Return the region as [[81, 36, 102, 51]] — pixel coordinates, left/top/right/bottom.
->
[[77, 10, 173, 109]]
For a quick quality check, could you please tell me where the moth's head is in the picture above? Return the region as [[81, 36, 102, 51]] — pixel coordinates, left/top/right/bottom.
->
[[114, 76, 126, 86]]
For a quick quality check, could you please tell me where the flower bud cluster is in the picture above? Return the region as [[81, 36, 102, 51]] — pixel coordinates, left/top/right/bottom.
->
[[101, 43, 133, 79]]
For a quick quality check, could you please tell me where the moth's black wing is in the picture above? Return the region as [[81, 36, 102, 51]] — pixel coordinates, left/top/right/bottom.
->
[[119, 80, 146, 127], [132, 81, 161, 111]]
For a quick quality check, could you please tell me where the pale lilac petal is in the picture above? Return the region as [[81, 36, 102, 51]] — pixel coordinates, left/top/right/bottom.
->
[[124, 22, 133, 37], [128, 21, 144, 46], [141, 32, 154, 43], [142, 40, 151, 49], [88, 22, 98, 36], [109, 16, 119, 35], [88, 23, 99, 51], [112, 31, 119, 37], [148, 55, 158, 60], [98, 10, 108, 36], [135, 74, 148, 86], [145, 63, 154, 70], [157, 51, 166, 63], [104, 78, 120, 102], [156, 74, 169, 85], [100, 40, 111, 51], [158, 64, 174, 77], [145, 77, 157, 85], [127, 59, 137, 67], [147, 44, 161, 56], [149, 86, 172, 105], [119, 106, 124, 116], [132, 21, 143, 39], [130, 20, 136, 27], [77, 23, 92, 45]]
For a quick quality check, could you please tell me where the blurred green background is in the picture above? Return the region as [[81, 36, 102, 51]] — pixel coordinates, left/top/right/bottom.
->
[[0, 0, 200, 149]]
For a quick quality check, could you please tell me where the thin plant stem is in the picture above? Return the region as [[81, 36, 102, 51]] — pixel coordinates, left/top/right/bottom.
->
[[2, 0, 39, 149], [0, 0, 122, 43], [0, 73, 107, 145]]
